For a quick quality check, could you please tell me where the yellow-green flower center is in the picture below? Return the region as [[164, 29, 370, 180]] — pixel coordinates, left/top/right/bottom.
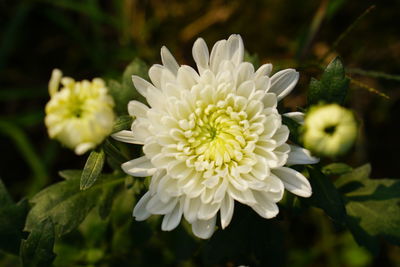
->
[[68, 98, 85, 118], [185, 101, 248, 167]]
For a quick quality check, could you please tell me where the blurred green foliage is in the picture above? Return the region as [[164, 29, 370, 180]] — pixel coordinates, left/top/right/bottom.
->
[[1, 0, 400, 266]]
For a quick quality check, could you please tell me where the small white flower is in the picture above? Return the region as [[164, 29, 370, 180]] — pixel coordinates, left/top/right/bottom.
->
[[114, 35, 318, 238], [45, 69, 115, 155], [303, 104, 358, 157]]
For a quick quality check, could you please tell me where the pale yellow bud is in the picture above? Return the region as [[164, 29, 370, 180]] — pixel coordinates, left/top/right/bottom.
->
[[45, 69, 115, 155], [303, 104, 357, 157]]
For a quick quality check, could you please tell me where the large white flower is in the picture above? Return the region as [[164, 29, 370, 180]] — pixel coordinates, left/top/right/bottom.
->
[[113, 35, 319, 239]]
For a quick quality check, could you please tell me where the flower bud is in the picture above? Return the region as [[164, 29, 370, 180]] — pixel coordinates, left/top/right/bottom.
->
[[45, 69, 115, 155], [303, 104, 357, 157]]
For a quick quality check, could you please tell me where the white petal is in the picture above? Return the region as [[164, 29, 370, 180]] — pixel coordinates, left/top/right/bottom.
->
[[157, 175, 181, 199], [148, 64, 164, 88], [286, 145, 319, 166], [192, 38, 209, 74], [131, 119, 151, 142], [273, 125, 289, 146], [254, 76, 271, 92], [237, 80, 255, 99], [146, 195, 178, 215], [184, 197, 201, 223], [143, 141, 162, 158], [112, 130, 143, 144], [272, 167, 312, 197], [198, 201, 220, 220], [283, 112, 305, 125], [160, 69, 176, 91], [177, 65, 200, 90], [167, 160, 192, 179], [210, 39, 227, 73], [191, 216, 217, 239], [164, 83, 180, 98], [133, 191, 152, 221], [74, 142, 95, 155], [249, 156, 270, 180], [132, 75, 156, 97], [48, 68, 62, 97], [255, 63, 273, 78], [261, 113, 281, 138], [161, 46, 179, 75], [200, 187, 214, 203], [220, 195, 234, 229], [213, 179, 228, 203], [128, 100, 149, 118], [161, 202, 183, 231], [226, 34, 244, 65], [235, 62, 255, 88], [149, 170, 165, 194], [269, 69, 299, 101], [146, 86, 165, 109], [251, 190, 279, 219], [261, 93, 277, 109], [122, 156, 157, 177], [228, 184, 256, 205], [264, 174, 285, 200]]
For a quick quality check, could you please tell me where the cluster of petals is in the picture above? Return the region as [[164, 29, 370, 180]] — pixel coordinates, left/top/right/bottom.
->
[[45, 69, 115, 155], [113, 34, 318, 238]]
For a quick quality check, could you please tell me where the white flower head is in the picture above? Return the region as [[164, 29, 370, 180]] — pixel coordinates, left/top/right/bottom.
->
[[303, 103, 358, 158], [114, 35, 319, 239], [45, 69, 115, 155]]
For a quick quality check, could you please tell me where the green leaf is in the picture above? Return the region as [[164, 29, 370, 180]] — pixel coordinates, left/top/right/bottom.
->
[[344, 178, 400, 254], [58, 170, 82, 180], [307, 57, 349, 105], [80, 148, 105, 190], [335, 164, 371, 192], [108, 58, 148, 115], [107, 80, 124, 114], [243, 50, 260, 68], [322, 163, 353, 176], [20, 218, 56, 267], [122, 58, 148, 87], [25, 177, 98, 237], [0, 179, 29, 254], [25, 173, 125, 237], [103, 138, 128, 167], [0, 199, 29, 254], [282, 116, 301, 144], [306, 166, 347, 223], [98, 185, 119, 220], [111, 115, 133, 134]]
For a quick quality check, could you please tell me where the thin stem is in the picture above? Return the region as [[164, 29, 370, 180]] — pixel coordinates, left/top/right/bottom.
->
[[297, 0, 329, 60], [348, 76, 390, 99], [321, 5, 376, 62], [347, 68, 400, 82]]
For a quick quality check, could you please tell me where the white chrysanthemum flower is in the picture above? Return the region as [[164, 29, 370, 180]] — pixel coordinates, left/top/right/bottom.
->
[[45, 69, 115, 155], [113, 35, 319, 239], [303, 104, 357, 157]]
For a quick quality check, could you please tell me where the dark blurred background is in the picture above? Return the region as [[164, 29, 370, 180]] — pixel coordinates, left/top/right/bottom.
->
[[1, 0, 399, 265]]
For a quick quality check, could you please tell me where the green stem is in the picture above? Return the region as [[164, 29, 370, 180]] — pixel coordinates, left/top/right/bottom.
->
[[297, 0, 329, 60], [321, 5, 375, 62], [347, 68, 400, 82]]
